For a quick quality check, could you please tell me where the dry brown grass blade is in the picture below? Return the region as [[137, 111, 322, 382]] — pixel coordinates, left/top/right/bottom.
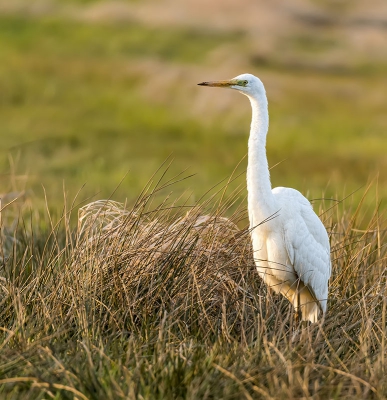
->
[[0, 377, 90, 400]]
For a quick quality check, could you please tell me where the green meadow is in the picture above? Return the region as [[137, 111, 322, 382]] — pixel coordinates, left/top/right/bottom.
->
[[0, 13, 385, 212]]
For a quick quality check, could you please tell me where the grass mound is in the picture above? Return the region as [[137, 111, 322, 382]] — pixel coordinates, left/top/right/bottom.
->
[[73, 197, 256, 340], [0, 184, 386, 399]]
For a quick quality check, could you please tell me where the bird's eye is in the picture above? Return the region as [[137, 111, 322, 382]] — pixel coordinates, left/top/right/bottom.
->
[[236, 79, 248, 87]]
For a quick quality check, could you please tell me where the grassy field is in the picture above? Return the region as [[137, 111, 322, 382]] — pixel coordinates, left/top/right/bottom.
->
[[0, 7, 386, 211], [0, 182, 386, 399], [0, 1, 387, 398]]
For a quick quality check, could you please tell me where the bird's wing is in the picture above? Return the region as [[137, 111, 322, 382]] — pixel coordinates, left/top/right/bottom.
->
[[272, 187, 331, 311]]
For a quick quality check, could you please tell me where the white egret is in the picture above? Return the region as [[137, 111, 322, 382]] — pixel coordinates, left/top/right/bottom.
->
[[198, 74, 331, 322]]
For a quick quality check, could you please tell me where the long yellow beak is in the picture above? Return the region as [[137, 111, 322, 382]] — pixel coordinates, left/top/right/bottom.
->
[[197, 79, 235, 87]]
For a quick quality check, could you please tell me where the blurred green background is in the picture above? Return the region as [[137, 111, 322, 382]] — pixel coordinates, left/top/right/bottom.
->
[[0, 0, 386, 213]]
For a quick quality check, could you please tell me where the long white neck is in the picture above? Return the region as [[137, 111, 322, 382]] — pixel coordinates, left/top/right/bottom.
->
[[246, 93, 277, 228]]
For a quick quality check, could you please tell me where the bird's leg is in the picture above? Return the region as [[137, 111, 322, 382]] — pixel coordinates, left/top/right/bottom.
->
[[294, 307, 302, 326], [293, 288, 302, 326], [293, 290, 310, 330], [291, 307, 301, 342], [292, 303, 310, 342], [291, 290, 301, 341], [300, 320, 310, 329], [265, 285, 278, 323]]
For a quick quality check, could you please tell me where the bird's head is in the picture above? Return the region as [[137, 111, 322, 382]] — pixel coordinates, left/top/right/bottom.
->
[[198, 73, 265, 99]]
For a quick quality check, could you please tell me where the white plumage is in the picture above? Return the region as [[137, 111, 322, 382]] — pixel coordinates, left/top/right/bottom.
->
[[198, 73, 331, 322]]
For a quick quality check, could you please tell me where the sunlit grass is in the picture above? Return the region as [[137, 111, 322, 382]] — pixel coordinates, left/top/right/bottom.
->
[[0, 175, 385, 399], [0, 10, 386, 397]]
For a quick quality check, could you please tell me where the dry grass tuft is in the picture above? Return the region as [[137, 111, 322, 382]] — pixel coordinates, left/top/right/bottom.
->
[[72, 196, 258, 340]]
